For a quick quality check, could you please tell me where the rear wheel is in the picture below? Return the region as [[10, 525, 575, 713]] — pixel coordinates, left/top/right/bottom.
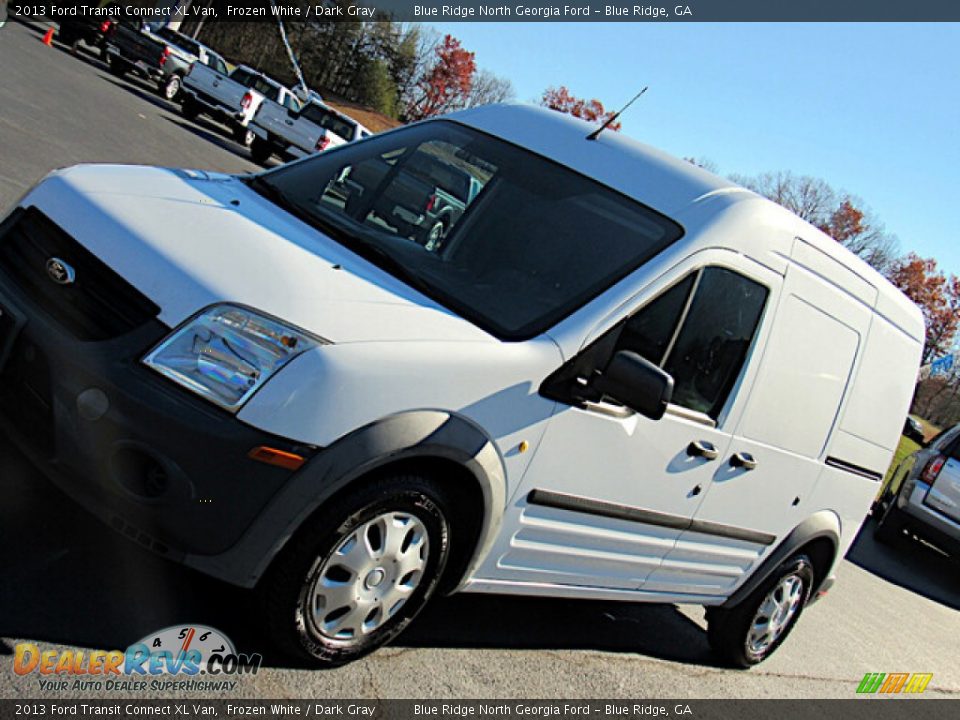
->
[[874, 493, 908, 544], [107, 54, 127, 77], [421, 220, 447, 251], [160, 73, 182, 102], [235, 125, 256, 147], [258, 473, 451, 666], [707, 554, 814, 668]]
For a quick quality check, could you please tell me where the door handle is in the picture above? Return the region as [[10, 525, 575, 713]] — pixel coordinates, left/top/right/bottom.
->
[[687, 440, 719, 461], [730, 452, 757, 471], [285, 119, 294, 125]]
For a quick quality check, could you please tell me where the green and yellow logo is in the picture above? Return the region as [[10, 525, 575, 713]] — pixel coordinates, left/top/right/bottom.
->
[[857, 672, 933, 694]]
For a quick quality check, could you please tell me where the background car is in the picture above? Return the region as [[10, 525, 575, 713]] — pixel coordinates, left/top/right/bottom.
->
[[903, 415, 925, 444], [874, 422, 960, 558]]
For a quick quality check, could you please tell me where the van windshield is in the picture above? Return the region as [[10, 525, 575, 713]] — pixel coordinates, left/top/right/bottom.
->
[[247, 121, 684, 340]]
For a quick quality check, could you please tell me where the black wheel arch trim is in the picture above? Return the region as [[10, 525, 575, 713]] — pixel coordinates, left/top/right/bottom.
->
[[720, 510, 840, 609], [183, 410, 506, 589]]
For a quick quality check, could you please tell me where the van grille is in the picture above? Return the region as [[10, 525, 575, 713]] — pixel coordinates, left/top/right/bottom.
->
[[0, 207, 160, 341]]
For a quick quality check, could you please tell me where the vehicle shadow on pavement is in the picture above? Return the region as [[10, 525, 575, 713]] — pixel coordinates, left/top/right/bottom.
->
[[101, 77, 183, 118], [163, 117, 264, 166], [0, 434, 719, 668], [100, 78, 257, 166], [846, 519, 960, 611], [400, 593, 715, 665]]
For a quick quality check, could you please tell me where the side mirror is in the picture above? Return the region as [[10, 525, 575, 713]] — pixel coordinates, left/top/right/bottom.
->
[[287, 107, 299, 119], [591, 350, 674, 420]]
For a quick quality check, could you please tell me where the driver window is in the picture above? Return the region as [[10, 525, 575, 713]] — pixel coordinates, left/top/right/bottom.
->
[[616, 267, 768, 419]]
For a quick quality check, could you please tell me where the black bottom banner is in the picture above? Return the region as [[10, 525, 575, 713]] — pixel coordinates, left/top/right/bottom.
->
[[0, 700, 958, 720]]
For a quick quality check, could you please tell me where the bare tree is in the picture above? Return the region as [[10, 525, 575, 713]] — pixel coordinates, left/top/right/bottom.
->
[[464, 69, 515, 108], [733, 170, 900, 273], [732, 171, 836, 224]]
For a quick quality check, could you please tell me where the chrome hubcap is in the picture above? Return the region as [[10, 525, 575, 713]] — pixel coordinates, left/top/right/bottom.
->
[[308, 511, 429, 641], [746, 574, 804, 656]]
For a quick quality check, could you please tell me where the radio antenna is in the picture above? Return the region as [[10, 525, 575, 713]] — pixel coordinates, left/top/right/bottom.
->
[[587, 87, 648, 141]]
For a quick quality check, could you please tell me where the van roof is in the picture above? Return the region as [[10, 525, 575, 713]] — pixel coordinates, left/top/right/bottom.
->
[[450, 103, 924, 342]]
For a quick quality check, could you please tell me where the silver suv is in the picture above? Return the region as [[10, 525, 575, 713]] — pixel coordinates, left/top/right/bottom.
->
[[874, 423, 960, 556]]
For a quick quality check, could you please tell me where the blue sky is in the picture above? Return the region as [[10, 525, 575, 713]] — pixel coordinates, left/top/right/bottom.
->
[[433, 22, 960, 275]]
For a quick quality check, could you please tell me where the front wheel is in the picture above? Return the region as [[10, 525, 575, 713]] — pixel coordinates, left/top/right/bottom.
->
[[707, 554, 814, 668], [258, 473, 451, 666]]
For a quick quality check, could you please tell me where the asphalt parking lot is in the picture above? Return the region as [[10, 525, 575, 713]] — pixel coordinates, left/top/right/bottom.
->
[[1, 19, 959, 700]]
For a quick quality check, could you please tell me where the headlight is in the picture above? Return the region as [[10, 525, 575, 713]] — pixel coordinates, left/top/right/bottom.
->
[[143, 305, 325, 412]]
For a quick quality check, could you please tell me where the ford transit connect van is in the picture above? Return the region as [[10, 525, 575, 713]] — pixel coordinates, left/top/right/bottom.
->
[[0, 105, 924, 667]]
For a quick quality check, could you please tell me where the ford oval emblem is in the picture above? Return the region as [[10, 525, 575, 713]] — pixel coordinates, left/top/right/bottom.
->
[[46, 257, 76, 286]]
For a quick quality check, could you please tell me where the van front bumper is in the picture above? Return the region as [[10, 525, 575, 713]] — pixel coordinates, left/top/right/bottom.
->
[[0, 211, 312, 563]]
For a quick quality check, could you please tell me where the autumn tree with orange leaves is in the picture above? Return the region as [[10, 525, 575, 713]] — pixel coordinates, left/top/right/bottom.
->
[[404, 35, 477, 121], [540, 86, 622, 130], [887, 254, 960, 365]]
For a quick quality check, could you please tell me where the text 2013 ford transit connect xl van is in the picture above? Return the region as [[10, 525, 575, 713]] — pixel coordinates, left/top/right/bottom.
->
[[0, 105, 924, 667]]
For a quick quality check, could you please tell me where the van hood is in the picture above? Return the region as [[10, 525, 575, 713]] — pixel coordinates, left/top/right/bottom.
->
[[21, 165, 495, 345]]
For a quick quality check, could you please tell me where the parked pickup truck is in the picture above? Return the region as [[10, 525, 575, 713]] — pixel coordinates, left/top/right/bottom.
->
[[106, 21, 228, 101], [340, 150, 483, 249], [57, 4, 120, 59], [1, 105, 924, 670], [181, 63, 301, 146], [249, 99, 371, 166]]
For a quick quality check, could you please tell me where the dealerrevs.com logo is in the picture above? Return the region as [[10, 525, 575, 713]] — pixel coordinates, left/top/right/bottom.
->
[[13, 625, 262, 693]]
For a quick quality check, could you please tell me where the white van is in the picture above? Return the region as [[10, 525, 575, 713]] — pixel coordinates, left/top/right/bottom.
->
[[0, 105, 923, 668]]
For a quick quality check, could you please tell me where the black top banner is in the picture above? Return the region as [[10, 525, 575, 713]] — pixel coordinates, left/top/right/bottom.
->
[[8, 0, 960, 23]]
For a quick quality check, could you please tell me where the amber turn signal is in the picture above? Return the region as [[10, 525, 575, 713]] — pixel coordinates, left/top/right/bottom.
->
[[248, 446, 306, 471]]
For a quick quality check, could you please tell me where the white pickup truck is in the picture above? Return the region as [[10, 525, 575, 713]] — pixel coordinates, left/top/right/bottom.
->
[[181, 63, 301, 146], [249, 98, 371, 165], [0, 105, 923, 670]]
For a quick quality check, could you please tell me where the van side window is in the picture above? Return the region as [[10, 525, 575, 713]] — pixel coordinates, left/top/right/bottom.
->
[[617, 274, 695, 365], [617, 267, 767, 418]]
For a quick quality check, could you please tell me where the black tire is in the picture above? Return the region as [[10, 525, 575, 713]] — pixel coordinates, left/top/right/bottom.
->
[[258, 473, 451, 667], [874, 496, 908, 545], [107, 53, 127, 77], [250, 137, 273, 166], [235, 125, 256, 147], [57, 27, 76, 47], [159, 73, 182, 102], [420, 220, 447, 251], [707, 554, 814, 668], [181, 95, 200, 121]]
